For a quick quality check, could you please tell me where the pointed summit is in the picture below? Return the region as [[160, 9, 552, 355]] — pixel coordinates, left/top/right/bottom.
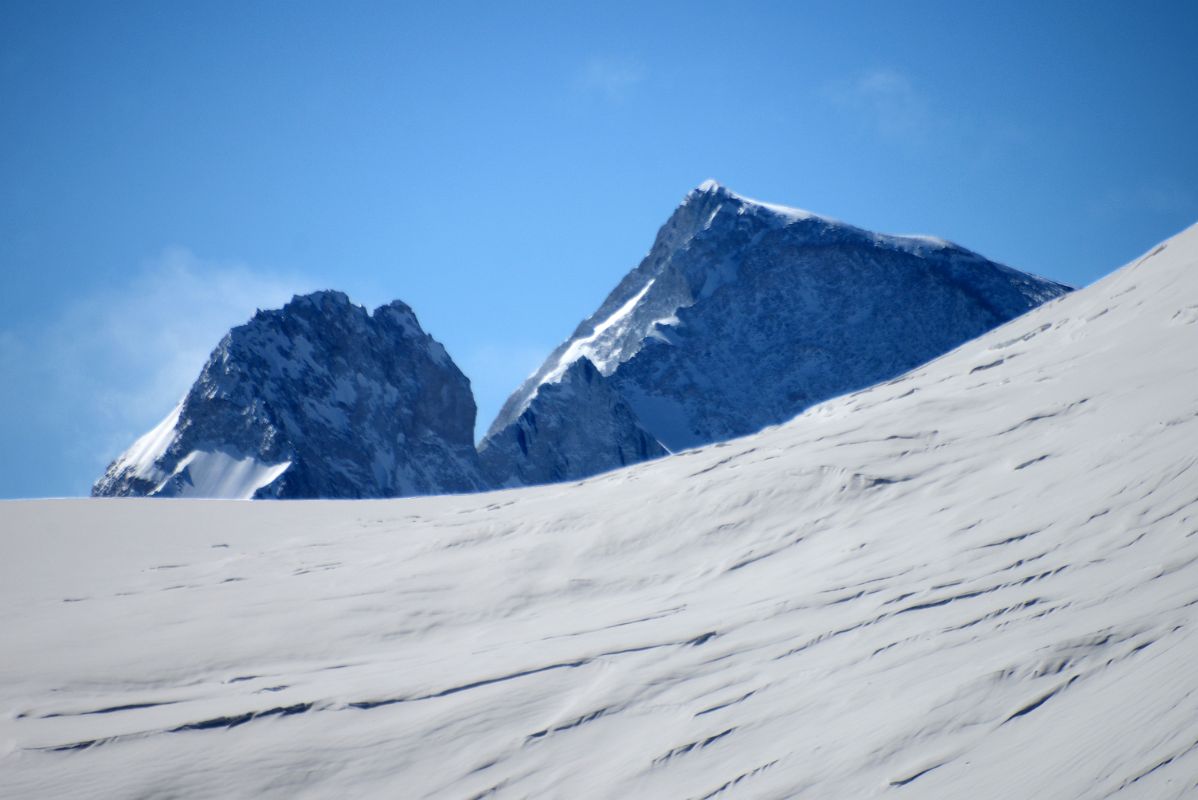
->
[[685, 178, 747, 209], [480, 183, 1071, 486]]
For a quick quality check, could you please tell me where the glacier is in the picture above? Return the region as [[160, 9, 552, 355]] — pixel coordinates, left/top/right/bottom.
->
[[2, 219, 1197, 797]]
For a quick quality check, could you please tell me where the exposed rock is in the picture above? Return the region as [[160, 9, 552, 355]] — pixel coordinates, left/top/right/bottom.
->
[[481, 181, 1070, 484], [93, 291, 486, 499]]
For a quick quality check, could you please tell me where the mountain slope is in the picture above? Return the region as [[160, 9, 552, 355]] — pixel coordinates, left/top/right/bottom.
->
[[482, 180, 1070, 484], [92, 291, 487, 499], [478, 357, 667, 486], [4, 222, 1198, 798]]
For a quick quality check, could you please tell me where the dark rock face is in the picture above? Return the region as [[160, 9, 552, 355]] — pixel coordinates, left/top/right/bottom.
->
[[93, 291, 487, 499], [481, 181, 1071, 485], [478, 358, 667, 487]]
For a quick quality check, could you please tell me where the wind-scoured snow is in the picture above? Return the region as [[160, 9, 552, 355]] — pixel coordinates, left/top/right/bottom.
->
[[159, 451, 292, 500], [3, 223, 1198, 798], [105, 404, 292, 499], [112, 403, 183, 483]]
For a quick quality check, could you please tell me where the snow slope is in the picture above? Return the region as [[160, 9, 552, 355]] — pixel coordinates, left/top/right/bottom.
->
[[481, 180, 1069, 486], [3, 223, 1198, 798]]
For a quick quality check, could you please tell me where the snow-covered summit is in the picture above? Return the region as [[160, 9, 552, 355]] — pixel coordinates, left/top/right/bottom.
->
[[481, 182, 1070, 485], [687, 178, 820, 223], [688, 179, 961, 251], [92, 291, 487, 499]]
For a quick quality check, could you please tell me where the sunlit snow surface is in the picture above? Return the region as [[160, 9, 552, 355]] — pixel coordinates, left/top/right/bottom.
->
[[104, 405, 292, 498], [4, 225, 1198, 798]]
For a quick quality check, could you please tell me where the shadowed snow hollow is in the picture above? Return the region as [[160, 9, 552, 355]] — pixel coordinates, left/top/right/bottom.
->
[[3, 223, 1198, 798]]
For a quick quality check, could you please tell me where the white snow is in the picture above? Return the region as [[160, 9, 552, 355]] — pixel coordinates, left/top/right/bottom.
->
[[695, 180, 964, 253], [731, 192, 819, 222], [155, 450, 292, 500], [692, 179, 819, 222], [117, 402, 183, 481], [544, 278, 656, 382], [3, 223, 1198, 798], [891, 233, 953, 248], [105, 403, 293, 498]]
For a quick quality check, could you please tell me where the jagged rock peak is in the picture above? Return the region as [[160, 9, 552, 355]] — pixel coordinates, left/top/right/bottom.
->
[[481, 183, 1071, 487], [93, 290, 486, 499]]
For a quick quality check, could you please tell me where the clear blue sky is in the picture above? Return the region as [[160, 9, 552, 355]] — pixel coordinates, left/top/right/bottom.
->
[[2, 0, 1197, 498]]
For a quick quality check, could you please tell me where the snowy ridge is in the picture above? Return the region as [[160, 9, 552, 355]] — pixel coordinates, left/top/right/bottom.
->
[[3, 222, 1197, 798], [546, 278, 658, 382], [110, 402, 184, 483], [693, 180, 821, 223], [694, 181, 959, 255], [101, 403, 291, 500], [481, 180, 1070, 485]]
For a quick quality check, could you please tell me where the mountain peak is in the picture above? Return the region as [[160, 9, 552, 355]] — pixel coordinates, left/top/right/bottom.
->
[[93, 293, 486, 499], [481, 184, 1071, 482], [684, 179, 819, 223], [283, 290, 353, 312]]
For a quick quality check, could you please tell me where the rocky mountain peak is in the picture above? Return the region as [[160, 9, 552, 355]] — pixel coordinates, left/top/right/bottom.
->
[[93, 290, 486, 499], [480, 184, 1071, 486]]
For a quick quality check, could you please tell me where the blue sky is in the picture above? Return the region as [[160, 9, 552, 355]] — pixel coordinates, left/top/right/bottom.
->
[[2, 0, 1197, 498]]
